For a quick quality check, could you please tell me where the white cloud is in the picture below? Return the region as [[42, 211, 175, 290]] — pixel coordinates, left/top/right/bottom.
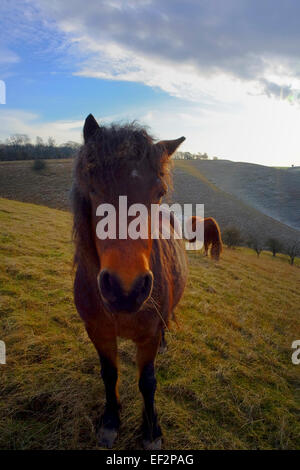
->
[[0, 109, 83, 144], [2, 0, 300, 165], [73, 37, 259, 106], [33, 0, 300, 100]]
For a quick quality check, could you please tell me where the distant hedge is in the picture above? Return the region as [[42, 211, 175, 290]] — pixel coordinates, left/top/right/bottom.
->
[[0, 144, 79, 161], [0, 135, 80, 161]]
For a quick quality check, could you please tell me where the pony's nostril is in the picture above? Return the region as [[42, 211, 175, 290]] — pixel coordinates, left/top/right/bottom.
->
[[101, 271, 111, 290], [99, 270, 153, 313], [99, 270, 118, 302]]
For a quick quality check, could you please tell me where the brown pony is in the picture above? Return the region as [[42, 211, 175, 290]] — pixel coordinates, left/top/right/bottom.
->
[[186, 216, 223, 260], [72, 114, 187, 449]]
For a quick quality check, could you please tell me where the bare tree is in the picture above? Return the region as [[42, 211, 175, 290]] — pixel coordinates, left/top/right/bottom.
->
[[184, 152, 193, 160], [61, 141, 80, 150], [47, 137, 56, 147], [223, 227, 242, 248], [285, 240, 300, 265], [6, 134, 31, 146], [36, 136, 44, 146], [247, 237, 264, 257], [266, 238, 283, 257]]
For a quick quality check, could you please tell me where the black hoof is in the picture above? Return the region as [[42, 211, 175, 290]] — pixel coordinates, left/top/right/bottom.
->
[[98, 426, 118, 448], [158, 343, 167, 354], [143, 437, 162, 450], [97, 406, 120, 448], [141, 410, 162, 450]]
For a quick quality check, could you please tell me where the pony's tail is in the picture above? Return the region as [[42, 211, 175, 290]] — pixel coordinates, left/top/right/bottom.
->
[[205, 217, 223, 261]]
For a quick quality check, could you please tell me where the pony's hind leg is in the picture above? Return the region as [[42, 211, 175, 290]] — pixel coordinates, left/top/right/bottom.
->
[[204, 241, 209, 256], [86, 327, 120, 448], [136, 335, 162, 450]]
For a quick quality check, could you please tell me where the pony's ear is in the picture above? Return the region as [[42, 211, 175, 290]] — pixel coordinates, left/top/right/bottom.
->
[[83, 114, 100, 143], [157, 136, 186, 157]]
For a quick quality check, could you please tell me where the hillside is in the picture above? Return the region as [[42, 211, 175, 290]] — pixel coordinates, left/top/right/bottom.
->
[[177, 160, 300, 231], [172, 160, 300, 245], [0, 158, 299, 246], [0, 198, 299, 450], [0, 159, 73, 211]]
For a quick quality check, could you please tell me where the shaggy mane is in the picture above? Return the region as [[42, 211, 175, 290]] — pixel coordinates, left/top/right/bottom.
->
[[71, 122, 172, 270]]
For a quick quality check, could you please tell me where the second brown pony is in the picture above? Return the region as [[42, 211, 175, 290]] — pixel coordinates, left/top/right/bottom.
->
[[187, 216, 223, 260]]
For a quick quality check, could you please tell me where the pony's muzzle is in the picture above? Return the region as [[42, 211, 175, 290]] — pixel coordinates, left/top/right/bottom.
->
[[98, 269, 153, 313]]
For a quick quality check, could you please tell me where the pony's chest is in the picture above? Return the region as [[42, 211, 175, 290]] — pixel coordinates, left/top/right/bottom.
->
[[114, 311, 159, 341]]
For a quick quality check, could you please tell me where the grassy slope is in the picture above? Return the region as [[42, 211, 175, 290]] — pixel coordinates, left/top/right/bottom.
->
[[0, 159, 73, 211], [182, 160, 300, 231], [0, 197, 299, 450], [1, 158, 299, 245], [173, 160, 300, 245]]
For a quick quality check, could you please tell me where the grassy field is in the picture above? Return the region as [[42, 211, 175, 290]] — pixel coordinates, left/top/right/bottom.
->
[[0, 197, 299, 450]]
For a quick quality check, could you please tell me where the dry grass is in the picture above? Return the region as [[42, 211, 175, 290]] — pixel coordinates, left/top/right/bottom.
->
[[0, 159, 73, 210], [0, 197, 299, 450]]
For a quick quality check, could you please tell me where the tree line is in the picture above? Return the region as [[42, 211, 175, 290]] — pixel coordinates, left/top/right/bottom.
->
[[222, 227, 300, 265], [174, 151, 219, 160], [0, 134, 219, 162], [0, 134, 80, 161]]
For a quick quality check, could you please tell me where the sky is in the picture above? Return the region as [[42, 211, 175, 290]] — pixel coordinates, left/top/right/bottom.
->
[[1, 0, 300, 166]]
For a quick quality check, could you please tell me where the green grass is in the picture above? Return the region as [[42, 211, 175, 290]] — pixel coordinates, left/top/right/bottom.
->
[[0, 197, 299, 450]]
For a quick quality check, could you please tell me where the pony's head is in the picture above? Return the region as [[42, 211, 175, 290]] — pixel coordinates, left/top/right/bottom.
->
[[72, 114, 185, 314]]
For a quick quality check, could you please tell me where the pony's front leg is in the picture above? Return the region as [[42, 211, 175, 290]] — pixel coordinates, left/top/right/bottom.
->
[[98, 348, 120, 448], [158, 327, 167, 354], [86, 328, 120, 448], [136, 335, 162, 450]]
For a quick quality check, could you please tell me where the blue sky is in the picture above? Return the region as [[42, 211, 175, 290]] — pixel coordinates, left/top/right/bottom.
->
[[1, 0, 300, 165]]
